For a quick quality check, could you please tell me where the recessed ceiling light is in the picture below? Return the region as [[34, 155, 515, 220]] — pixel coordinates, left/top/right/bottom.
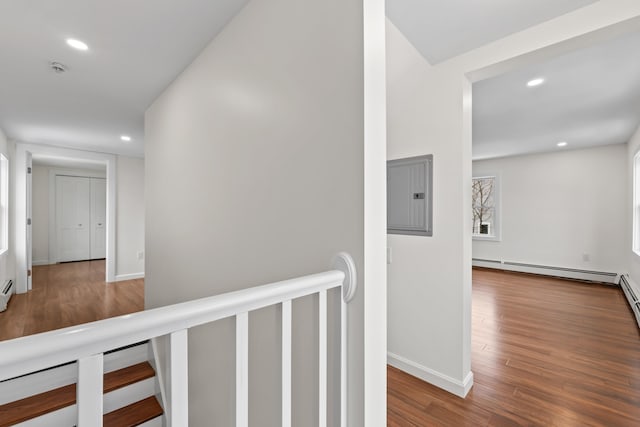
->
[[527, 78, 545, 87], [66, 38, 89, 51], [120, 135, 132, 142], [557, 141, 568, 147]]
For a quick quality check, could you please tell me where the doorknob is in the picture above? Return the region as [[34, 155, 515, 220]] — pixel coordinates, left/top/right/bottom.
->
[[78, 224, 82, 227]]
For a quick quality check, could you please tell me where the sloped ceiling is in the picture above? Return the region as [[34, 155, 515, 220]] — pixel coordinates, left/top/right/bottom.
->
[[473, 30, 640, 160], [387, 0, 599, 65], [0, 0, 249, 156], [0, 0, 618, 158]]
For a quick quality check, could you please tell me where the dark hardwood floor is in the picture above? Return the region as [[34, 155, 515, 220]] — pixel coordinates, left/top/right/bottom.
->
[[0, 260, 143, 341], [388, 268, 640, 426]]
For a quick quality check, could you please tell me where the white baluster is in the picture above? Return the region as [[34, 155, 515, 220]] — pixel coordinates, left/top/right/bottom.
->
[[341, 299, 348, 427], [77, 353, 103, 427], [168, 329, 189, 427], [236, 312, 249, 427], [282, 300, 292, 427], [333, 251, 357, 427], [319, 290, 327, 427]]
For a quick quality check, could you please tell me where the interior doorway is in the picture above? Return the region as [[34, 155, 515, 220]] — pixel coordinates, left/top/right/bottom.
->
[[462, 12, 640, 422], [15, 143, 117, 293]]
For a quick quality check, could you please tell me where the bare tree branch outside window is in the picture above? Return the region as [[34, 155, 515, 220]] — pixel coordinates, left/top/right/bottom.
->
[[472, 177, 495, 235]]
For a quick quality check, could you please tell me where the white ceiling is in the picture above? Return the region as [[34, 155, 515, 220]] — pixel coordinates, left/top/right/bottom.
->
[[0, 0, 625, 159], [387, 0, 599, 65], [0, 0, 248, 157], [472, 30, 640, 160]]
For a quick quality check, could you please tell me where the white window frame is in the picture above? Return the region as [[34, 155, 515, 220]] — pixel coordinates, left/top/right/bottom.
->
[[472, 174, 501, 242], [633, 151, 640, 256], [0, 154, 8, 255]]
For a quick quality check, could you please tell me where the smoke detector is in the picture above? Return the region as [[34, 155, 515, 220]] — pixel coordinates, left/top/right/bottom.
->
[[50, 61, 67, 74]]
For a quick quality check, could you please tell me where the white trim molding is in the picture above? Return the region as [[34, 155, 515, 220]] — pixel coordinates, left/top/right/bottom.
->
[[387, 352, 473, 398], [15, 143, 117, 293], [633, 150, 640, 256], [115, 273, 145, 282], [32, 259, 50, 266], [364, 0, 388, 424]]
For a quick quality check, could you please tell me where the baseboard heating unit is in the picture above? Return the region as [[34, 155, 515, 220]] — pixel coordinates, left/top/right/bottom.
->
[[472, 258, 619, 284], [620, 275, 640, 328], [0, 279, 13, 312]]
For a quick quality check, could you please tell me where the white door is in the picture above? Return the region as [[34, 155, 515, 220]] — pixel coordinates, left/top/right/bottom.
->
[[26, 152, 32, 290], [90, 178, 106, 259], [56, 176, 91, 262]]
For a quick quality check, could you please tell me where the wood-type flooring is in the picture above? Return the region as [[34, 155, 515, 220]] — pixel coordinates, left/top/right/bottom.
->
[[388, 268, 640, 426], [0, 260, 143, 341]]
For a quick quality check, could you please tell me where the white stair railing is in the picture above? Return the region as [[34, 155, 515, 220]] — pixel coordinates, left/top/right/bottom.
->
[[0, 253, 357, 427]]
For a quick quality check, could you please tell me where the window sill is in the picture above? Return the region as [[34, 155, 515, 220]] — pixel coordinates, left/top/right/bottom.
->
[[473, 235, 501, 242]]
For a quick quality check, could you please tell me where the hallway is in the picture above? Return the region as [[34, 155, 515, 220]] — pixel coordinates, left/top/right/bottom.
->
[[388, 268, 640, 426], [0, 260, 143, 341]]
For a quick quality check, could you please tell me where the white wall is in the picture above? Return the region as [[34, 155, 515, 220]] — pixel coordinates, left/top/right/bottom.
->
[[363, 0, 388, 423], [30, 157, 144, 279], [116, 156, 144, 279], [473, 144, 626, 273], [386, 19, 474, 397], [627, 124, 640, 281], [31, 166, 49, 264], [145, 0, 372, 425], [386, 2, 640, 397], [0, 128, 15, 286]]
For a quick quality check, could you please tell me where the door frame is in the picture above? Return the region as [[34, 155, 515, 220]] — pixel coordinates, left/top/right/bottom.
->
[[25, 151, 32, 290], [48, 169, 107, 265], [15, 143, 117, 293]]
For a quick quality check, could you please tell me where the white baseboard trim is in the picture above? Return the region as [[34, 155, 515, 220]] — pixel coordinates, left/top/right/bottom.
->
[[32, 260, 50, 266], [114, 272, 145, 282], [472, 258, 619, 284], [388, 352, 473, 398]]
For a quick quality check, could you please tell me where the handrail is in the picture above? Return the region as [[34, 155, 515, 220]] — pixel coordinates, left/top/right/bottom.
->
[[0, 252, 357, 427], [0, 269, 344, 381]]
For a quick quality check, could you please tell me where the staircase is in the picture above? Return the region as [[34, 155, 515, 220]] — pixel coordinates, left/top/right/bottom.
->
[[0, 253, 358, 427], [0, 342, 163, 426]]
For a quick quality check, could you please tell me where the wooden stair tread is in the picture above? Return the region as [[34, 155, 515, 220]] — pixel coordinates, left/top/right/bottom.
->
[[104, 362, 155, 393], [0, 383, 76, 426], [103, 396, 163, 427], [0, 362, 155, 426]]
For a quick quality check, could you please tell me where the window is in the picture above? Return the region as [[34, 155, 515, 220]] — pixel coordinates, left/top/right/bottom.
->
[[633, 152, 640, 256], [0, 154, 7, 254], [472, 175, 499, 241]]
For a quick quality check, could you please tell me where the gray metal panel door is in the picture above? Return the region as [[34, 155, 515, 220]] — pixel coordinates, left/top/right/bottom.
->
[[387, 155, 432, 236], [388, 162, 426, 230]]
